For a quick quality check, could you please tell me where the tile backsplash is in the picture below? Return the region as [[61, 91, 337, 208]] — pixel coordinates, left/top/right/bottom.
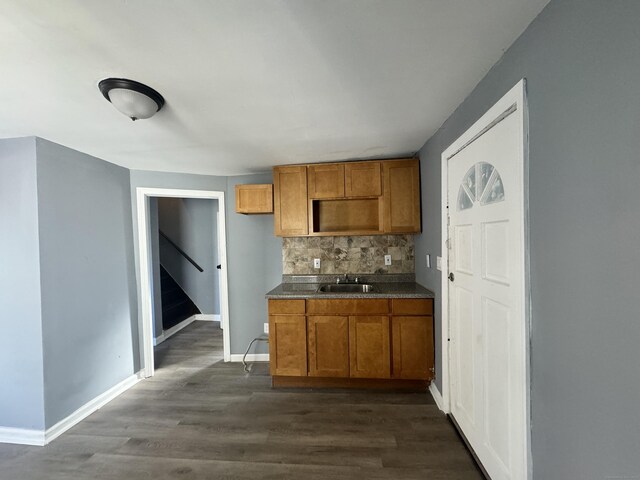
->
[[282, 235, 415, 275]]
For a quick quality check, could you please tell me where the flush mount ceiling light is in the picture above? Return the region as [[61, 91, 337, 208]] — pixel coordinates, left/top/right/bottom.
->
[[98, 78, 165, 121]]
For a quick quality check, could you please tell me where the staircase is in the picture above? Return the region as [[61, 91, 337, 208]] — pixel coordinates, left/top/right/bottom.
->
[[160, 266, 200, 330]]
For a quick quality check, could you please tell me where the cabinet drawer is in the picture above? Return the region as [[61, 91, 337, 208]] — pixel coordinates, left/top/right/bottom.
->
[[307, 299, 389, 315], [391, 299, 433, 315], [268, 299, 306, 315]]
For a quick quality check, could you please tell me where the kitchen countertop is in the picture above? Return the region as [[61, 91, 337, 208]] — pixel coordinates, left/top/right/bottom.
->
[[265, 275, 434, 299]]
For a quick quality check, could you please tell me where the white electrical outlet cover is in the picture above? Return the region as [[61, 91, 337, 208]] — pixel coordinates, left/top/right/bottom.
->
[[436, 256, 443, 271], [264, 323, 269, 334], [313, 258, 321, 269], [384, 254, 392, 266]]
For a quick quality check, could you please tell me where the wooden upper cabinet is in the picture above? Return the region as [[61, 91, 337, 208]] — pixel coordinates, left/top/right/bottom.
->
[[308, 164, 345, 199], [345, 161, 381, 197], [383, 159, 421, 233], [349, 315, 390, 379], [391, 316, 434, 380], [235, 184, 273, 214], [307, 315, 349, 377], [273, 158, 421, 236], [273, 166, 308, 236], [269, 314, 307, 376]]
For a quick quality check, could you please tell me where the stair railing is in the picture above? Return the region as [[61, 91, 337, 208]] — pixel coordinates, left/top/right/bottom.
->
[[159, 230, 204, 272]]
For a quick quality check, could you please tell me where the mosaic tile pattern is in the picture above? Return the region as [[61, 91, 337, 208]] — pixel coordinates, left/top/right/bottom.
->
[[282, 235, 415, 274]]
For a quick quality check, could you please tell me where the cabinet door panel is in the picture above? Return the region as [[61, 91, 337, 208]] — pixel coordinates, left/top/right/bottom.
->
[[274, 166, 308, 236], [308, 164, 345, 199], [345, 161, 381, 197], [235, 184, 273, 214], [392, 316, 434, 379], [349, 316, 390, 379], [383, 159, 421, 233], [308, 316, 349, 377], [269, 315, 307, 376]]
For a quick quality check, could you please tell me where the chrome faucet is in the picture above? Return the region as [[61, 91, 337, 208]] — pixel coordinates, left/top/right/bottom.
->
[[336, 274, 362, 284]]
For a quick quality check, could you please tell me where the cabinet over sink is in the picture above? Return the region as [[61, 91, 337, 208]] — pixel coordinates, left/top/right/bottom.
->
[[273, 158, 421, 237]]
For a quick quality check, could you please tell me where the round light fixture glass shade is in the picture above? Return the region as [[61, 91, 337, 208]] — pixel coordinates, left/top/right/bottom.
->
[[98, 78, 165, 121], [107, 88, 159, 120]]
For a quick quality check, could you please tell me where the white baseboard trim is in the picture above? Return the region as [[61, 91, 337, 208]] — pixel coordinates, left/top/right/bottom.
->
[[429, 382, 444, 412], [194, 314, 220, 322], [229, 353, 270, 362], [0, 372, 142, 446], [155, 315, 199, 346], [44, 372, 142, 445], [0, 427, 45, 446]]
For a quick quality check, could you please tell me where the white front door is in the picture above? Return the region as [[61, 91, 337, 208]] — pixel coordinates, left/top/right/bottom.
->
[[447, 100, 527, 479]]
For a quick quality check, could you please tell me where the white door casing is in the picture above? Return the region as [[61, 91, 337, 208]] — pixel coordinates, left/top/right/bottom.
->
[[135, 188, 232, 377], [441, 80, 529, 480]]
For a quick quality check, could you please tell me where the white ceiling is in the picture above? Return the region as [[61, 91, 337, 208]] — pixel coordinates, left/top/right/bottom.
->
[[0, 1, 549, 175]]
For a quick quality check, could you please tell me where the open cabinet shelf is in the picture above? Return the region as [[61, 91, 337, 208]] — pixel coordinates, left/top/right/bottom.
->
[[310, 197, 383, 235]]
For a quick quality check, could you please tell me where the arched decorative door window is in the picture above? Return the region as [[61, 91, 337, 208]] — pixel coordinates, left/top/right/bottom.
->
[[457, 162, 505, 211]]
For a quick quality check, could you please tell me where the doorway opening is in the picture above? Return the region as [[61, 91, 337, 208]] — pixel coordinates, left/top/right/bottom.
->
[[440, 80, 530, 479], [136, 188, 231, 378]]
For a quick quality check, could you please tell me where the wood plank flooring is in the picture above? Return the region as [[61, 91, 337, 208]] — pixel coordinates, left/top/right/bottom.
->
[[0, 321, 483, 479]]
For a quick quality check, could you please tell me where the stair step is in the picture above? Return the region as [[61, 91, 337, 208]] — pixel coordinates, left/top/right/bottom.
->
[[159, 265, 200, 331]]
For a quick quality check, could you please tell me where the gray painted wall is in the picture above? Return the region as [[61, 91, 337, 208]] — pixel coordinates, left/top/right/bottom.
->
[[129, 170, 281, 355], [414, 1, 640, 478], [226, 175, 282, 355], [36, 138, 138, 428], [157, 197, 219, 315], [149, 198, 163, 339], [0, 137, 45, 430]]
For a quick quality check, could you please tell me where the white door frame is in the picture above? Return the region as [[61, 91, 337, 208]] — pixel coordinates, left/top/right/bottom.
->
[[440, 79, 530, 476], [136, 187, 231, 378]]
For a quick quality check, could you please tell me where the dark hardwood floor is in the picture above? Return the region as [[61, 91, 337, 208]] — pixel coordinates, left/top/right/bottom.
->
[[0, 321, 482, 479]]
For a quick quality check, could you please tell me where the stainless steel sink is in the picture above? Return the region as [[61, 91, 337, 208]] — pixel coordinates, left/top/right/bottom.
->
[[317, 283, 375, 293]]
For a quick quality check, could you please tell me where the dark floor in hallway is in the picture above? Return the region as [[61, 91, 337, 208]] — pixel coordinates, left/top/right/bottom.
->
[[0, 321, 482, 479]]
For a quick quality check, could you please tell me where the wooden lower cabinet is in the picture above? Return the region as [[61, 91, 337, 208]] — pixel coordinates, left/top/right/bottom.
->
[[349, 316, 390, 379], [307, 316, 349, 377], [269, 315, 307, 376], [392, 316, 434, 380], [269, 298, 433, 388]]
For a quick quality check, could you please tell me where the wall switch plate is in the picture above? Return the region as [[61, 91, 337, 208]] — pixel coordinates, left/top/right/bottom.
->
[[426, 254, 431, 268], [264, 323, 269, 334], [384, 254, 392, 266], [436, 256, 443, 271], [313, 258, 321, 269]]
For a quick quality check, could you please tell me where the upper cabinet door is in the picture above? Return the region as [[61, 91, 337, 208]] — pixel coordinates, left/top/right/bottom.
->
[[383, 159, 421, 233], [235, 184, 273, 214], [345, 161, 382, 197], [308, 164, 345, 199], [274, 166, 308, 236]]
